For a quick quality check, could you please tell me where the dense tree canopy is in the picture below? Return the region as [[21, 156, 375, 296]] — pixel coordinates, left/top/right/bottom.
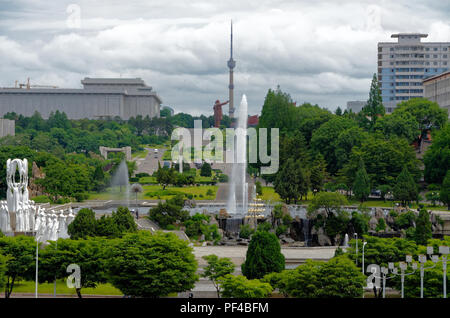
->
[[106, 231, 198, 297], [264, 256, 365, 298], [424, 123, 450, 184]]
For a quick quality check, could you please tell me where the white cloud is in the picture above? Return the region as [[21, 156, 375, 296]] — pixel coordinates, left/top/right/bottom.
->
[[0, 0, 449, 115]]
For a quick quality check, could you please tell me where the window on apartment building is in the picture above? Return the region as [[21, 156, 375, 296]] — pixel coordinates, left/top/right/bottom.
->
[[444, 54, 448, 58], [426, 48, 430, 51], [390, 47, 394, 51], [443, 48, 448, 51], [433, 54, 438, 58], [434, 48, 438, 51], [444, 62, 448, 65]]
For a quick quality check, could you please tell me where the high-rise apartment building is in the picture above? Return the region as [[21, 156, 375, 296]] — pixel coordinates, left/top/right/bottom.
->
[[378, 33, 450, 113]]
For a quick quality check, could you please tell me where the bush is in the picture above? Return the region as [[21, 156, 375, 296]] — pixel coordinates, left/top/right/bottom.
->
[[218, 174, 229, 183], [31, 195, 51, 203], [73, 192, 89, 202], [241, 230, 285, 279], [206, 189, 214, 196], [218, 274, 273, 298], [239, 224, 254, 239]]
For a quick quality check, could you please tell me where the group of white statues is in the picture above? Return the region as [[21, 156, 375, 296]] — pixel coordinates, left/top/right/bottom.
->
[[0, 158, 75, 242]]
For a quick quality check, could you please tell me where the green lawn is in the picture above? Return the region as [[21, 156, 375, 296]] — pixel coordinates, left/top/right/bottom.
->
[[139, 176, 158, 184], [132, 148, 148, 159], [142, 184, 218, 200], [89, 185, 218, 201], [12, 280, 122, 296]]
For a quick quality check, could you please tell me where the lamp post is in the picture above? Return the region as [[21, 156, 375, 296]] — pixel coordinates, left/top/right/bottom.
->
[[418, 246, 440, 298], [362, 241, 367, 275], [388, 255, 417, 298], [440, 246, 449, 298], [354, 233, 358, 266]]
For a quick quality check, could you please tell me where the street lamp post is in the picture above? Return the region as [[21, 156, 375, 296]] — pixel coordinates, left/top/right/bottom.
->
[[388, 255, 417, 298], [418, 246, 439, 298], [354, 233, 358, 267], [362, 241, 367, 275], [440, 246, 449, 298]]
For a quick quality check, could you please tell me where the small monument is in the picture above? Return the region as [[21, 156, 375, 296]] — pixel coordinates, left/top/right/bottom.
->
[[0, 158, 75, 241]]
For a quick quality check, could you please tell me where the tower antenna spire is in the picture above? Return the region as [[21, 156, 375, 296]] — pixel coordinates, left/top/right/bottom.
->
[[227, 20, 236, 119], [230, 19, 233, 59]]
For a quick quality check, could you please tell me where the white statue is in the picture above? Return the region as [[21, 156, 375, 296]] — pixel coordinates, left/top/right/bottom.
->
[[51, 213, 60, 241], [58, 212, 68, 239]]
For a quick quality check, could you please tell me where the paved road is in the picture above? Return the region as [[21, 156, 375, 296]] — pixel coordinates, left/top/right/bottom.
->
[[133, 147, 166, 175]]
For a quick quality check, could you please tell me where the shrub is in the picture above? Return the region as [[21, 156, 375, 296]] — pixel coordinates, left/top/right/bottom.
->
[[239, 224, 254, 239], [31, 195, 51, 203], [241, 230, 285, 279], [218, 275, 273, 298]]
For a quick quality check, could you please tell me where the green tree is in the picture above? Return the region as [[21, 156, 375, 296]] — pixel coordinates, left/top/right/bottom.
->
[[394, 98, 447, 138], [274, 158, 309, 204], [68, 208, 97, 239], [201, 254, 235, 298], [239, 224, 254, 239], [241, 231, 285, 279], [373, 111, 419, 143], [155, 163, 176, 190], [148, 195, 189, 229], [255, 181, 262, 196], [0, 236, 36, 298], [218, 274, 273, 298], [424, 124, 450, 184], [414, 208, 432, 245], [265, 256, 365, 298], [310, 154, 327, 193], [393, 167, 418, 206], [352, 159, 370, 202], [311, 116, 357, 174], [375, 218, 386, 232], [358, 74, 385, 131], [307, 191, 348, 218], [0, 254, 8, 290], [342, 135, 420, 187], [440, 170, 450, 210], [200, 162, 212, 177], [107, 231, 198, 297], [39, 237, 107, 298]]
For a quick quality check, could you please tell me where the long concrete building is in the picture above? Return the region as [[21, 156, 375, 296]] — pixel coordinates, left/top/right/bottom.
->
[[0, 78, 161, 120], [423, 70, 450, 117], [378, 33, 450, 113]]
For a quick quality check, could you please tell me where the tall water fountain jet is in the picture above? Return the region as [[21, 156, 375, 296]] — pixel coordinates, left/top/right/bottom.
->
[[110, 160, 130, 207], [227, 95, 248, 215]]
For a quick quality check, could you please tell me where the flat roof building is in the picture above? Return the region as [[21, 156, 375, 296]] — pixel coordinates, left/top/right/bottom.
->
[[378, 33, 450, 112], [0, 78, 161, 120], [346, 101, 366, 113], [423, 71, 450, 117]]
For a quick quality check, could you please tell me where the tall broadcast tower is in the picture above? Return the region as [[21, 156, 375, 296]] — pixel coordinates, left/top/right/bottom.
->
[[227, 20, 236, 119]]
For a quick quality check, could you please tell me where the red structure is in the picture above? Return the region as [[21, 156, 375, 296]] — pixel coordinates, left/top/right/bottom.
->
[[213, 99, 229, 128]]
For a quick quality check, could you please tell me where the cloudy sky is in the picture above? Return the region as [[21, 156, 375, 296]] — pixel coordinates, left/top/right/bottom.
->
[[1, 0, 449, 116]]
